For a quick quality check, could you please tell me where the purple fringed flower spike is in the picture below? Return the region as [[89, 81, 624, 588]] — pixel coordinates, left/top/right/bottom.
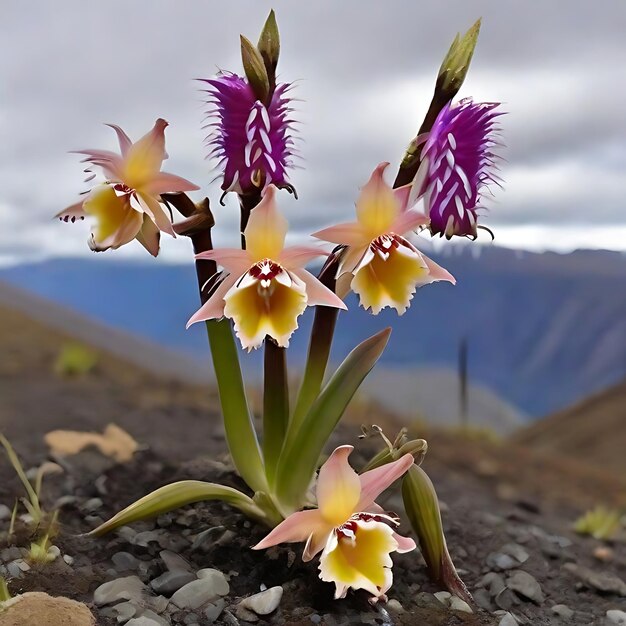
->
[[202, 73, 296, 199], [413, 98, 504, 239]]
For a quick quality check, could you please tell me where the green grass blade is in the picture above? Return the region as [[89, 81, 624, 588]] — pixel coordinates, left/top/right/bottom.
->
[[90, 480, 266, 536], [275, 328, 391, 512], [0, 434, 41, 522]]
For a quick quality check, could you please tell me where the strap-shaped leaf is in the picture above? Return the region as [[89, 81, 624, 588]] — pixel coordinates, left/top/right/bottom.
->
[[90, 481, 265, 536], [274, 328, 391, 512]]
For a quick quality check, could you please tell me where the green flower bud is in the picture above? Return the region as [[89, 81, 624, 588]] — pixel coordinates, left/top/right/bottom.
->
[[437, 19, 481, 99], [240, 34, 270, 103], [258, 10, 280, 85]]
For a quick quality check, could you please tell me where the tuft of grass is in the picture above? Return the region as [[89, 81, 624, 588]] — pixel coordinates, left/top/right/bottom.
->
[[0, 577, 10, 602], [574, 505, 622, 540], [53, 342, 98, 377]]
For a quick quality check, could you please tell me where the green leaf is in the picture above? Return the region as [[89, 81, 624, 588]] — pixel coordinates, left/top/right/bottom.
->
[[206, 319, 267, 494], [240, 34, 270, 103], [90, 481, 265, 536], [275, 328, 391, 512]]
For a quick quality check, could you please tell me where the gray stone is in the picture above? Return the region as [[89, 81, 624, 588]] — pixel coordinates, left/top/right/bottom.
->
[[82, 497, 103, 512], [507, 570, 544, 604], [93, 576, 146, 606], [501, 543, 529, 564], [112, 552, 140, 572], [222, 610, 240, 626], [237, 586, 283, 616], [481, 572, 506, 597], [552, 604, 574, 619], [112, 600, 138, 622], [498, 613, 519, 626], [170, 571, 229, 610], [150, 570, 196, 595], [564, 563, 626, 596], [0, 504, 11, 521], [204, 598, 226, 624], [132, 531, 164, 548], [126, 610, 169, 626], [386, 599, 404, 613], [449, 596, 473, 613], [607, 610, 626, 625], [434, 591, 451, 605], [1, 547, 23, 562], [160, 550, 192, 573], [487, 553, 519, 571], [473, 589, 494, 611]]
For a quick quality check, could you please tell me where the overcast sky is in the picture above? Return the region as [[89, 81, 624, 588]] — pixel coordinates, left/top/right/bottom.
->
[[1, 1, 625, 266]]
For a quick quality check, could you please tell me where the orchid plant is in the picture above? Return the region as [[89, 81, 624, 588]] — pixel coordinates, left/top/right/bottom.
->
[[57, 13, 503, 603]]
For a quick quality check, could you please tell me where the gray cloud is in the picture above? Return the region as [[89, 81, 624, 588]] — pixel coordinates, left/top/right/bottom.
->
[[1, 0, 625, 264]]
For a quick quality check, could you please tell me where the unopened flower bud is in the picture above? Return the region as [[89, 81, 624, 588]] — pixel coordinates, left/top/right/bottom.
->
[[437, 19, 481, 100], [402, 464, 472, 603], [240, 35, 271, 103], [257, 10, 280, 86]]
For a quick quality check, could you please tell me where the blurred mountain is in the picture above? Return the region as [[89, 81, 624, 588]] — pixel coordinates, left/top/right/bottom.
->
[[1, 246, 624, 419], [512, 377, 626, 474]]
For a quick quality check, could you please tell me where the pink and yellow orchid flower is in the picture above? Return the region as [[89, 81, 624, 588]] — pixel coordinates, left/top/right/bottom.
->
[[313, 163, 455, 314], [187, 186, 346, 350], [254, 446, 416, 601], [57, 119, 199, 256]]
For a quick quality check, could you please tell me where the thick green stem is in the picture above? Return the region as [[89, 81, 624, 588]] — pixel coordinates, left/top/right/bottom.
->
[[263, 339, 289, 485], [291, 257, 340, 429], [163, 193, 266, 494]]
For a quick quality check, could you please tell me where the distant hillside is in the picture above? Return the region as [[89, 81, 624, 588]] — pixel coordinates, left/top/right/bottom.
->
[[512, 378, 626, 475], [2, 246, 625, 419]]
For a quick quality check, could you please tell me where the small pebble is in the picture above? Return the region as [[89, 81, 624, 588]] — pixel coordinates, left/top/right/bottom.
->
[[549, 604, 573, 619], [151, 570, 196, 595], [498, 613, 519, 626], [82, 497, 103, 512], [434, 591, 451, 605], [0, 504, 11, 521], [607, 610, 626, 625], [112, 551, 140, 572], [204, 598, 226, 624], [449, 596, 473, 613], [126, 610, 169, 626], [160, 550, 192, 573], [386, 599, 404, 613], [237, 586, 283, 617], [506, 570, 544, 604], [94, 575, 146, 606], [170, 571, 229, 610]]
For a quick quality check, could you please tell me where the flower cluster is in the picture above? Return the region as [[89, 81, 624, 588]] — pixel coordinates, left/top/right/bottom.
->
[[58, 13, 505, 606]]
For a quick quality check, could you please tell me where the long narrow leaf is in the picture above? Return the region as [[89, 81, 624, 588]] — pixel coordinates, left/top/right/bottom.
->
[[206, 319, 267, 493], [275, 328, 391, 512], [90, 481, 266, 536]]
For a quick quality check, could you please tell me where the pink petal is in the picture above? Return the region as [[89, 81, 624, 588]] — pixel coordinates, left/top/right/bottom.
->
[[422, 252, 456, 284], [393, 183, 412, 211], [136, 215, 160, 257], [55, 201, 85, 220], [144, 171, 200, 195], [137, 191, 175, 237], [357, 453, 414, 510], [244, 185, 287, 261], [105, 123, 132, 156], [316, 446, 361, 526], [127, 118, 168, 173], [186, 273, 239, 328], [302, 527, 332, 562], [393, 532, 416, 554], [73, 149, 124, 180], [195, 248, 251, 276], [252, 509, 325, 550], [312, 222, 367, 247], [391, 210, 430, 236], [279, 245, 328, 269], [291, 269, 347, 310]]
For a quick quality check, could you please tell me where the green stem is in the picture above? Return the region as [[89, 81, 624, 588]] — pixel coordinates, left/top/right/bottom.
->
[[162, 193, 266, 495], [263, 339, 289, 485], [291, 256, 340, 429], [207, 319, 267, 493]]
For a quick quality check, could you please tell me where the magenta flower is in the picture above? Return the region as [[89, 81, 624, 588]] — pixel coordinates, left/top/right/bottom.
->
[[202, 73, 296, 196], [413, 98, 503, 239]]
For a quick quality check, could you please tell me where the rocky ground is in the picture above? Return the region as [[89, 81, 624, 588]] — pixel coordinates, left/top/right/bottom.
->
[[1, 303, 626, 625]]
